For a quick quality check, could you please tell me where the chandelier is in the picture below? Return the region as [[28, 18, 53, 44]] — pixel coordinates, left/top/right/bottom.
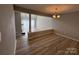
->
[[52, 8, 61, 19]]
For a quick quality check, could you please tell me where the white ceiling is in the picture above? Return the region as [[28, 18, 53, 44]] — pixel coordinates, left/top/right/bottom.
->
[[16, 4, 79, 14]]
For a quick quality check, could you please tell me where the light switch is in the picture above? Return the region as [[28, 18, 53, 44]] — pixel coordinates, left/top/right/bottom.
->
[[0, 32, 1, 42]]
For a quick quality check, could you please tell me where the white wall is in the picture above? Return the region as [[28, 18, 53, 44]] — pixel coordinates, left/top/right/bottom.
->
[[52, 11, 79, 39], [0, 5, 16, 55]]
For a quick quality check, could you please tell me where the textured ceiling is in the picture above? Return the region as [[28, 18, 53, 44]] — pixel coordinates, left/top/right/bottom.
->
[[16, 4, 79, 14]]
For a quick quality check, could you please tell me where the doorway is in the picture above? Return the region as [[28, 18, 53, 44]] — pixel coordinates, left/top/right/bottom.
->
[[21, 12, 29, 37], [15, 11, 29, 51]]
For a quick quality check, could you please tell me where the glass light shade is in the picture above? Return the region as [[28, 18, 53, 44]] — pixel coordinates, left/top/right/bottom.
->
[[53, 15, 56, 18], [57, 15, 60, 18], [52, 14, 60, 19]]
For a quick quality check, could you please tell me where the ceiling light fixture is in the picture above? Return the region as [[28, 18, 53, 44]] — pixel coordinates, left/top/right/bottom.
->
[[52, 8, 61, 19]]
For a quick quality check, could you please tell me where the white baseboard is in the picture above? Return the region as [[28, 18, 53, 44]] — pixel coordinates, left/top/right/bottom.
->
[[55, 32, 79, 42], [14, 40, 17, 55]]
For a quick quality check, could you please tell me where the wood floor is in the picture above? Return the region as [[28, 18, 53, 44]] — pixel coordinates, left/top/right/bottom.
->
[[16, 33, 79, 55]]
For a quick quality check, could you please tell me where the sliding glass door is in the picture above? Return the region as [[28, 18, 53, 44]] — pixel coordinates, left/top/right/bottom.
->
[[20, 12, 53, 33]]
